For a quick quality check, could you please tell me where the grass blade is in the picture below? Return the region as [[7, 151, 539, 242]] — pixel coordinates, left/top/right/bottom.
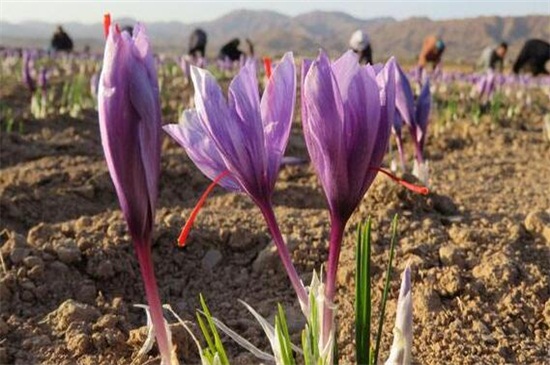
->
[[372, 215, 399, 365], [198, 294, 230, 365], [355, 218, 372, 365], [275, 303, 295, 365]]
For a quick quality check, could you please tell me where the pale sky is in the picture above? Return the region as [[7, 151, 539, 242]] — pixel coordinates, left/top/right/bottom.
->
[[1, 0, 549, 24]]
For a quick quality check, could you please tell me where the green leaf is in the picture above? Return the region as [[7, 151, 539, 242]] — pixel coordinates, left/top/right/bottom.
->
[[372, 215, 399, 365], [275, 303, 295, 365], [197, 294, 230, 365], [355, 218, 372, 365]]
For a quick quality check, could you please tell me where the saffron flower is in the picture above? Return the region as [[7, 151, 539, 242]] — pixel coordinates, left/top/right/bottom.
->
[[301, 50, 397, 346], [98, 18, 175, 365], [395, 63, 432, 184], [22, 50, 36, 94], [385, 265, 413, 365], [164, 52, 309, 308], [475, 70, 497, 103], [412, 80, 431, 185], [38, 67, 48, 95]]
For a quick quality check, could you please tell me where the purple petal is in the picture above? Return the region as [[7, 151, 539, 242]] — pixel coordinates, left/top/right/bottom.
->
[[190, 66, 268, 199], [227, 60, 268, 182], [98, 26, 160, 242], [128, 27, 162, 214], [374, 58, 396, 164], [332, 52, 381, 203], [371, 63, 384, 74], [302, 50, 346, 215], [260, 52, 296, 188], [359, 59, 395, 196], [394, 62, 416, 131], [163, 110, 241, 191]]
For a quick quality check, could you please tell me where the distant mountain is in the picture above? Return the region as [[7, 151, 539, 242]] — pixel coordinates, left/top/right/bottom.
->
[[1, 10, 548, 63]]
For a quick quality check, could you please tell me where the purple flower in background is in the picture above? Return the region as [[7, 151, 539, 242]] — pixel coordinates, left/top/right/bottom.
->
[[395, 63, 416, 134], [394, 63, 417, 170], [98, 20, 174, 365], [475, 70, 496, 102], [411, 79, 432, 186], [164, 52, 309, 307], [395, 63, 432, 179], [392, 112, 406, 172], [415, 79, 431, 159], [38, 67, 48, 95], [301, 50, 396, 344], [22, 50, 36, 94]]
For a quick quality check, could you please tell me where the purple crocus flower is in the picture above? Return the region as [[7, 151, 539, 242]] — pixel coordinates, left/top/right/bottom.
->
[[392, 112, 406, 171], [395, 64, 432, 173], [22, 50, 36, 94], [395, 63, 416, 135], [164, 52, 309, 308], [38, 67, 48, 95], [98, 20, 174, 364], [475, 70, 496, 103], [415, 79, 431, 160], [301, 50, 396, 344]]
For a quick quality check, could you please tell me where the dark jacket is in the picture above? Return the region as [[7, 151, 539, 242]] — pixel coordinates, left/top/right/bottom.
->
[[189, 29, 207, 57], [513, 39, 550, 75], [51, 29, 73, 52], [218, 38, 242, 61]]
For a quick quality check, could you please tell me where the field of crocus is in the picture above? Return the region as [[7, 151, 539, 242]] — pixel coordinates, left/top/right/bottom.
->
[[1, 24, 550, 365]]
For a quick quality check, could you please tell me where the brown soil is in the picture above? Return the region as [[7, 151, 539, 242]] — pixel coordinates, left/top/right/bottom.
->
[[1, 74, 550, 365]]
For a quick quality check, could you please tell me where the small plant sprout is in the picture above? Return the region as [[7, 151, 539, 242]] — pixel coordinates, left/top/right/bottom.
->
[[355, 216, 399, 365], [97, 15, 176, 364], [134, 304, 178, 364], [385, 265, 413, 365], [302, 271, 334, 364]]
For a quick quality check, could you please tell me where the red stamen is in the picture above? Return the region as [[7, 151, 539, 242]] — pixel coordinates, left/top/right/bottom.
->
[[103, 13, 111, 38], [178, 170, 230, 247], [263, 57, 272, 79], [374, 167, 429, 195]]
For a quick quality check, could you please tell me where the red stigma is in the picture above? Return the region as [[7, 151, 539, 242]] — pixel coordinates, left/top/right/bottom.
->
[[374, 167, 429, 195], [103, 13, 121, 38], [103, 13, 111, 38], [178, 170, 231, 247], [263, 57, 272, 79]]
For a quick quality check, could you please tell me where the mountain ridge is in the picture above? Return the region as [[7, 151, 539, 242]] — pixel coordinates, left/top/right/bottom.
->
[[1, 10, 547, 62]]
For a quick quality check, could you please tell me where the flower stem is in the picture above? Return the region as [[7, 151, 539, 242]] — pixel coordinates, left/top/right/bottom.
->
[[135, 243, 173, 365], [259, 203, 308, 311], [322, 215, 346, 347]]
